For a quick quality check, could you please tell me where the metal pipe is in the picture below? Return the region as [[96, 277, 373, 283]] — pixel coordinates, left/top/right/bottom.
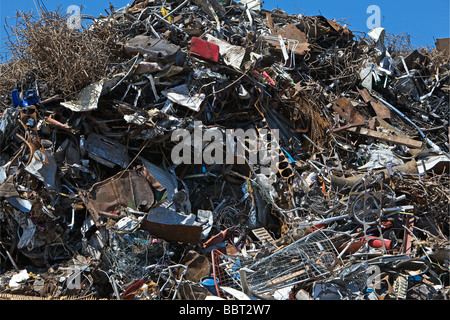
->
[[378, 97, 441, 152], [294, 214, 350, 227], [163, 0, 189, 19], [152, 12, 185, 33]]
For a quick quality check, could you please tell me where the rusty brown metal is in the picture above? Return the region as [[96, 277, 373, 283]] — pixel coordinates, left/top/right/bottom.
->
[[140, 219, 202, 244], [357, 87, 391, 120], [333, 97, 366, 124], [80, 169, 155, 226]]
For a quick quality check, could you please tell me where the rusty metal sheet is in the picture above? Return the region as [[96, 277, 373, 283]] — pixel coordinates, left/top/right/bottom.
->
[[402, 216, 415, 254], [396, 50, 428, 72], [435, 38, 450, 57], [140, 218, 202, 244], [265, 12, 275, 33], [0, 175, 20, 198], [357, 87, 391, 120], [332, 97, 366, 123], [81, 169, 154, 225], [345, 126, 424, 149], [326, 19, 352, 37], [267, 24, 310, 55]]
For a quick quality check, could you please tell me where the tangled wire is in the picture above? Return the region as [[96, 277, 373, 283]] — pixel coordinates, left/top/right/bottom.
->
[[0, 6, 120, 101]]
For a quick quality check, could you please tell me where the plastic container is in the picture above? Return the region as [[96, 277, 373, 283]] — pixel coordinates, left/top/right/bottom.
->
[[201, 276, 219, 296]]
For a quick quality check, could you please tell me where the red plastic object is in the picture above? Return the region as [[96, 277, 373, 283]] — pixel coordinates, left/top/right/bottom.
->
[[380, 220, 393, 229], [338, 240, 362, 254], [121, 278, 145, 300], [361, 236, 392, 250], [190, 37, 220, 63]]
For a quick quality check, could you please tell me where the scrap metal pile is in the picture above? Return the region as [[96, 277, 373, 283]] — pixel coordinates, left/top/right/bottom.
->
[[0, 0, 448, 300]]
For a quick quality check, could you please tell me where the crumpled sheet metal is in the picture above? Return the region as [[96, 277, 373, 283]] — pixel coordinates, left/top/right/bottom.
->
[[205, 34, 248, 70], [162, 84, 206, 112], [25, 149, 58, 191], [124, 35, 182, 63], [80, 169, 154, 226], [60, 81, 104, 112], [140, 213, 203, 244], [85, 133, 130, 168]]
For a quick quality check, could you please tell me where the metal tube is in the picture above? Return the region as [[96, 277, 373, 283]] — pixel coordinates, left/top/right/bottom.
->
[[152, 12, 185, 33], [378, 97, 441, 152], [163, 0, 189, 19], [294, 214, 350, 227]]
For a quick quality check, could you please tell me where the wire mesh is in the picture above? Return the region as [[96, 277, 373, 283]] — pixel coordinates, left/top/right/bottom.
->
[[102, 231, 163, 284], [211, 249, 243, 299], [212, 230, 341, 296]]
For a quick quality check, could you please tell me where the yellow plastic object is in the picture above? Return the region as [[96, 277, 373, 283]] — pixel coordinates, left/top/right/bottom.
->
[[161, 7, 173, 22]]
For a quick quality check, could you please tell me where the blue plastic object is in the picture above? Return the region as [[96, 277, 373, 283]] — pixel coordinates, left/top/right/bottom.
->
[[280, 146, 295, 163], [408, 275, 423, 282], [11, 89, 39, 108], [11, 89, 21, 108], [201, 276, 219, 295]]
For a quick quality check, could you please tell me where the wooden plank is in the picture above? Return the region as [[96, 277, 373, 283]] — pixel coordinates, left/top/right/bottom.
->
[[266, 269, 307, 287], [332, 120, 366, 133], [346, 126, 423, 149]]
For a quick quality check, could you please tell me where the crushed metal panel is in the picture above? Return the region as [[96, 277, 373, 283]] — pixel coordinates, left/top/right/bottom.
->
[[81, 169, 154, 225], [416, 155, 450, 175], [124, 35, 181, 62], [190, 37, 220, 64], [161, 84, 206, 112], [435, 38, 450, 57], [60, 81, 103, 112], [85, 133, 130, 168], [140, 208, 202, 244], [25, 149, 58, 191], [333, 97, 366, 123], [205, 34, 248, 70], [239, 0, 261, 11], [140, 157, 177, 202], [266, 24, 310, 56], [357, 87, 391, 120]]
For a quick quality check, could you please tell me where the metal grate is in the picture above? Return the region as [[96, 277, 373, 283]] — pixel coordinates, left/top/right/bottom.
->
[[212, 230, 341, 296], [211, 249, 243, 299]]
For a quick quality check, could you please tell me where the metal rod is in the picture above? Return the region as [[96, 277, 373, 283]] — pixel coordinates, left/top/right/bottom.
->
[[152, 12, 185, 33], [163, 0, 189, 19], [378, 97, 441, 152]]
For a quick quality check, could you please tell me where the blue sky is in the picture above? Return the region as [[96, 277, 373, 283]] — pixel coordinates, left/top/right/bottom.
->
[[263, 0, 450, 48], [0, 0, 449, 50]]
